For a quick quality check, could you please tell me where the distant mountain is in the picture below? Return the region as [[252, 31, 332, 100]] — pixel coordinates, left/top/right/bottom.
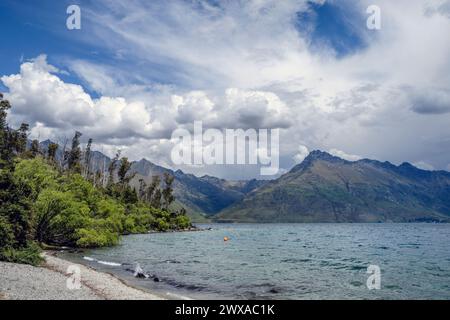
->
[[129, 159, 266, 218], [81, 155, 267, 220], [38, 139, 450, 223], [215, 150, 450, 223], [39, 140, 266, 221]]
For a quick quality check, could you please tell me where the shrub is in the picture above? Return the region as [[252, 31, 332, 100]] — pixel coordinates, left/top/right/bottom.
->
[[155, 218, 170, 231], [13, 158, 58, 199], [0, 216, 15, 248], [34, 188, 91, 245], [0, 242, 43, 266], [174, 215, 191, 229], [75, 228, 119, 247]]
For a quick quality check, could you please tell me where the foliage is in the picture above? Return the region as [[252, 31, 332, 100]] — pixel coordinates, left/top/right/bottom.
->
[[162, 172, 175, 209], [67, 131, 82, 173], [0, 98, 191, 265], [0, 242, 44, 266]]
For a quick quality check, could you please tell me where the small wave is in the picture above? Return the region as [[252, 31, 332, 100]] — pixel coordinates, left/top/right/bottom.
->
[[280, 258, 311, 263], [165, 259, 181, 264], [97, 260, 122, 267], [82, 256, 121, 266], [83, 256, 95, 262]]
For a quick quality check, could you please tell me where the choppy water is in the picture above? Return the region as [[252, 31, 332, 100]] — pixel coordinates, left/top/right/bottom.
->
[[61, 224, 450, 299]]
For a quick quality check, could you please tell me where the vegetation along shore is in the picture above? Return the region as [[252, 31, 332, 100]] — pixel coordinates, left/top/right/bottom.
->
[[0, 94, 192, 266]]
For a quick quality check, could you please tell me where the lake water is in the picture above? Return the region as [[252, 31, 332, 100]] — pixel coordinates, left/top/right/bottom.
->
[[61, 223, 450, 299]]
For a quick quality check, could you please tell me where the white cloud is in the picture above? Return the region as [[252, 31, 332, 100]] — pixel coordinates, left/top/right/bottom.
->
[[1, 55, 158, 144], [293, 145, 309, 163], [329, 149, 362, 162], [74, 0, 450, 171], [413, 161, 435, 171], [3, 0, 450, 177]]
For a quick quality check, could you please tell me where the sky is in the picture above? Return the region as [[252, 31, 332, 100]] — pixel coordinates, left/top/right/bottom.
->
[[1, 0, 450, 179]]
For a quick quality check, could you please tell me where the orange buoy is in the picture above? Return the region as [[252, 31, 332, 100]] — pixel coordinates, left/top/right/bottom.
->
[[223, 236, 229, 242]]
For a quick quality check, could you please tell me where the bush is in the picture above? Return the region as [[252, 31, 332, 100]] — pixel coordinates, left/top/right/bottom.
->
[[0, 216, 15, 248], [13, 158, 58, 199], [155, 218, 170, 231], [0, 242, 43, 266], [61, 173, 101, 209], [174, 215, 191, 229], [75, 228, 119, 247], [34, 188, 90, 245], [1, 156, 191, 264]]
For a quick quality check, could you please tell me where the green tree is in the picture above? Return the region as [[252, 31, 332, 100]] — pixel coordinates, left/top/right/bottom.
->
[[16, 123, 29, 155], [0, 95, 12, 163], [146, 175, 160, 204], [30, 139, 40, 158], [47, 143, 59, 162], [151, 188, 162, 209], [68, 131, 82, 173], [107, 150, 120, 189], [138, 179, 147, 200], [84, 138, 93, 178], [162, 172, 175, 210], [118, 157, 133, 185]]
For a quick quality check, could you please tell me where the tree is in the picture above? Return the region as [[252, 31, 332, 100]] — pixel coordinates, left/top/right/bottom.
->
[[58, 136, 69, 170], [162, 172, 175, 210], [138, 179, 147, 200], [0, 101, 37, 264], [0, 95, 11, 163], [118, 157, 133, 185], [151, 189, 162, 209], [15, 123, 29, 155], [107, 150, 121, 189], [146, 175, 160, 204], [83, 138, 93, 178], [68, 131, 82, 173], [30, 140, 40, 158], [0, 97, 190, 265], [47, 143, 59, 162]]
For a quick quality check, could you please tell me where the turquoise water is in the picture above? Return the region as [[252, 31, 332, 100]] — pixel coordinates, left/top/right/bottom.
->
[[62, 224, 450, 299]]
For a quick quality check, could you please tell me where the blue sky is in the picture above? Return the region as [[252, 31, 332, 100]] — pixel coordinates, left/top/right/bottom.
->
[[1, 0, 450, 179], [0, 0, 370, 91]]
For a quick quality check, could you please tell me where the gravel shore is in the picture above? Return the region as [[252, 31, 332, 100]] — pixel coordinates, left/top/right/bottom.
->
[[0, 253, 164, 300]]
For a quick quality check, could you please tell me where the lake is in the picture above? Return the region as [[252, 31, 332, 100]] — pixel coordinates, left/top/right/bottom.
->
[[61, 223, 450, 299]]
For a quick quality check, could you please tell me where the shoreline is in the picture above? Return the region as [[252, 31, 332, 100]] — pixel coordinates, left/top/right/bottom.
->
[[0, 253, 167, 300]]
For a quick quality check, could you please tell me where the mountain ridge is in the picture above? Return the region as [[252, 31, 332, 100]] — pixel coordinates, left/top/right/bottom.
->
[[215, 150, 450, 223], [38, 140, 267, 220], [38, 140, 450, 223]]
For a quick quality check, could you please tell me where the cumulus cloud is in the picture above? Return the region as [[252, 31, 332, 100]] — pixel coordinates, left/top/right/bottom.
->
[[2, 0, 450, 178], [1, 55, 162, 144], [293, 145, 310, 163], [329, 149, 362, 161]]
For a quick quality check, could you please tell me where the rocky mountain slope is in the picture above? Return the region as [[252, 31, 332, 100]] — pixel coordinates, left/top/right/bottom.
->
[[215, 151, 450, 223]]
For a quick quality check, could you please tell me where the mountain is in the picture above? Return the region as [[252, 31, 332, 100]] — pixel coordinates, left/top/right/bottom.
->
[[129, 159, 266, 218], [38, 140, 266, 220], [39, 139, 450, 223], [215, 150, 450, 223]]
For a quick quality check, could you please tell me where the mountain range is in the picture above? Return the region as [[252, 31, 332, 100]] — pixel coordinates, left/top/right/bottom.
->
[[216, 151, 450, 223], [39, 140, 450, 223]]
